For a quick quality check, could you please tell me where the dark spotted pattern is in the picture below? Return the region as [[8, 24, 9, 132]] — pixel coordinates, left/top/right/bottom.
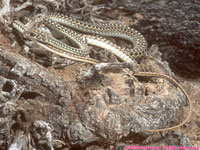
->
[[47, 13, 147, 59]]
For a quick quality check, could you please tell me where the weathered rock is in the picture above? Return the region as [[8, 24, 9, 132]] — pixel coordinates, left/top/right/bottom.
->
[[0, 48, 75, 149], [0, 46, 190, 148], [111, 0, 200, 77]]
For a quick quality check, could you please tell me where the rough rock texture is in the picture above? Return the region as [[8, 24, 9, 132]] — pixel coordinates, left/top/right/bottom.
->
[[0, 46, 191, 149], [0, 47, 75, 149], [113, 0, 200, 77]]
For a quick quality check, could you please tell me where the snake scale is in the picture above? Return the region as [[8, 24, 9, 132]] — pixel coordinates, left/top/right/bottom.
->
[[12, 13, 192, 132]]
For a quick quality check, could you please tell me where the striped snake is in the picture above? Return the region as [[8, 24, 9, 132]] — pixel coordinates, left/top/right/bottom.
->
[[12, 13, 191, 132]]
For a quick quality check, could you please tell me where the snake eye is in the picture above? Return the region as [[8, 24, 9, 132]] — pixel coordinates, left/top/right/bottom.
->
[[29, 32, 36, 37]]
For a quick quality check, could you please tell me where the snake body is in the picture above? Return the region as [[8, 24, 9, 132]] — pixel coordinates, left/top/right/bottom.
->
[[46, 13, 147, 58], [43, 18, 135, 63], [13, 20, 100, 64], [12, 13, 192, 132]]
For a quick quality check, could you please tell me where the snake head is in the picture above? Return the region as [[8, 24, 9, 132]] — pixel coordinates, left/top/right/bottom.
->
[[24, 30, 48, 43], [24, 31, 37, 40]]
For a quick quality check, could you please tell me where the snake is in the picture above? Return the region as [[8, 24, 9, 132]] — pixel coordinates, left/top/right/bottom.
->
[[12, 13, 192, 132]]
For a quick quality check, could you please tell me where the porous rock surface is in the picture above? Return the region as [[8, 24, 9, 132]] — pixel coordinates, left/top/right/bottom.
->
[[116, 0, 200, 76], [0, 46, 189, 149]]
